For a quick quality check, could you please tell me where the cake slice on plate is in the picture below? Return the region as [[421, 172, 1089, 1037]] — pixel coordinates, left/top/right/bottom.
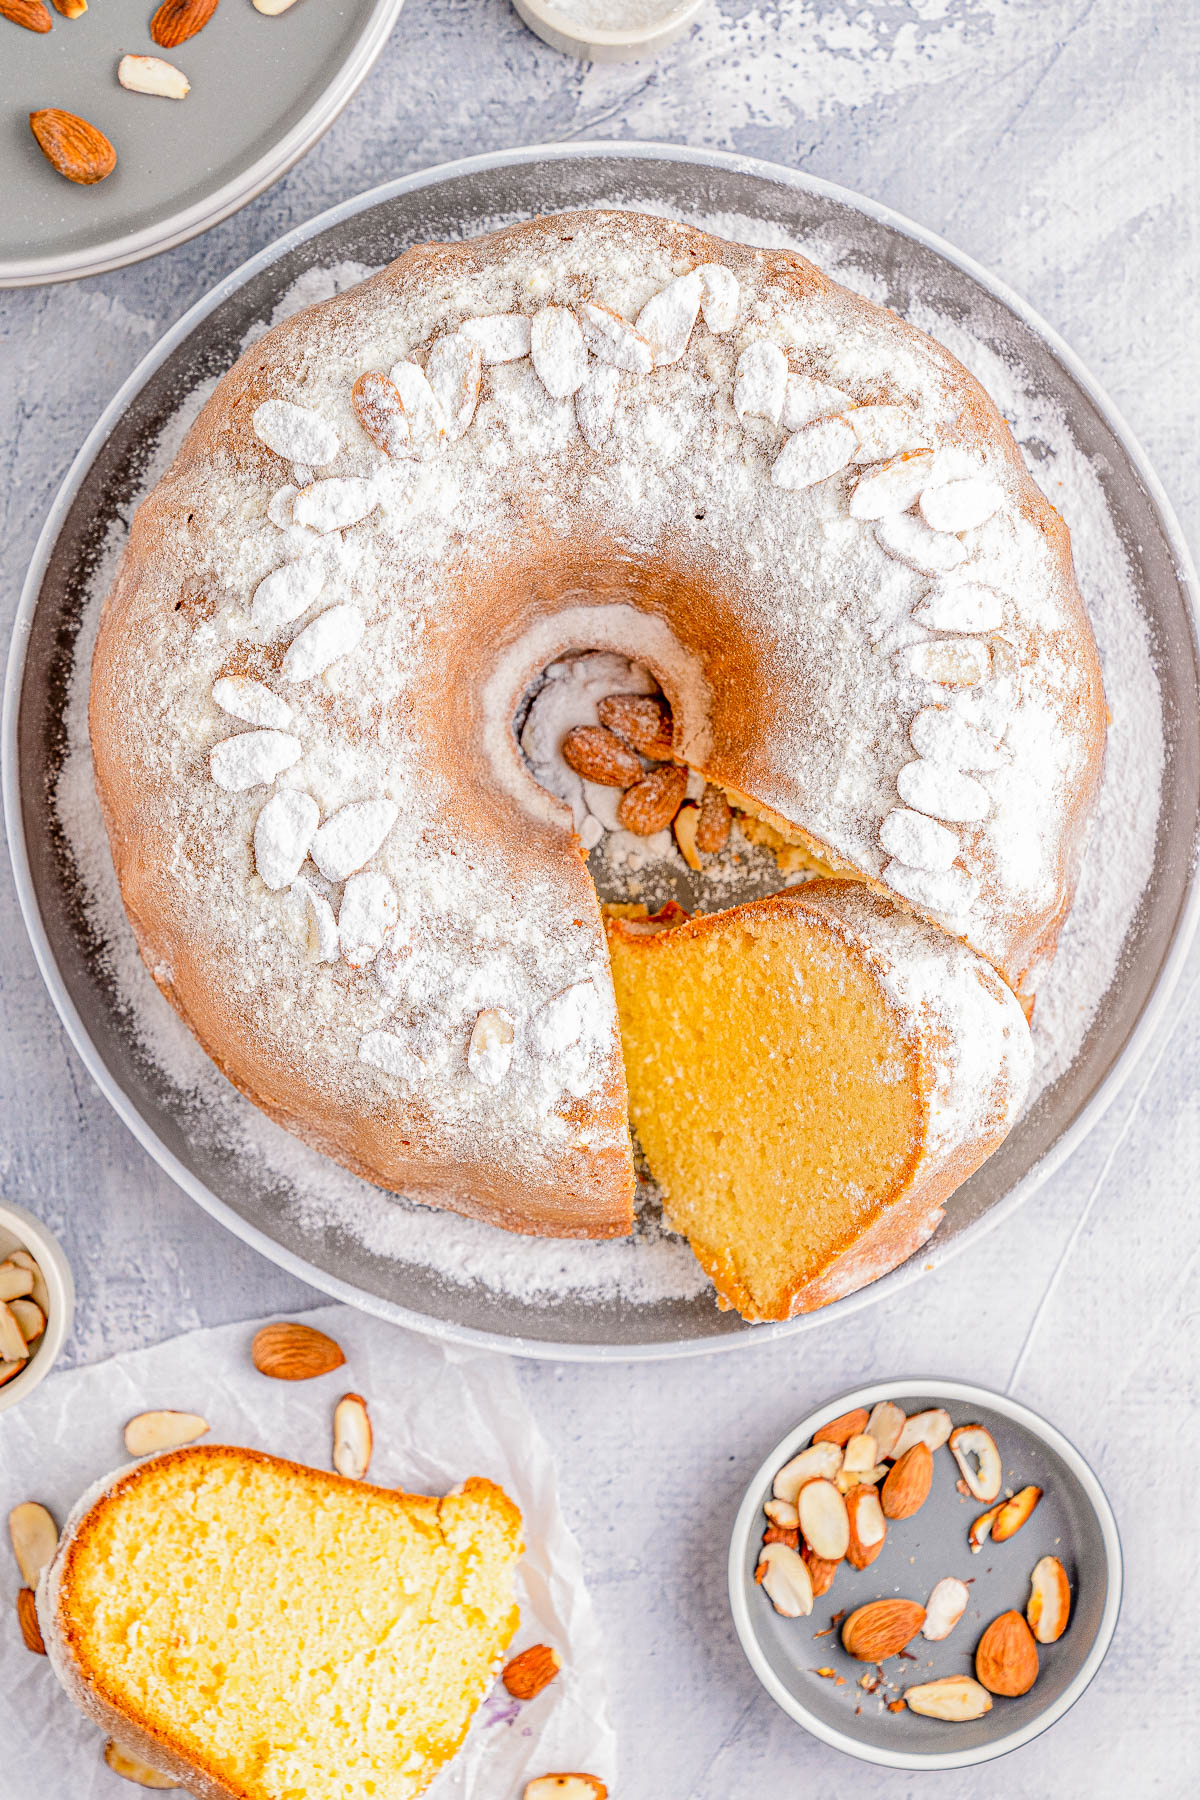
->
[[39, 1444, 522, 1800]]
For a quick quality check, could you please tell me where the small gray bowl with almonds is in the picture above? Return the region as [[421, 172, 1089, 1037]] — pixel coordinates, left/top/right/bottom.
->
[[728, 1378, 1121, 1770], [0, 1199, 74, 1414]]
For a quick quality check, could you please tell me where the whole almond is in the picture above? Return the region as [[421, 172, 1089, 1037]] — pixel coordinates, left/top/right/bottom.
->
[[812, 1407, 870, 1447], [880, 1441, 933, 1519], [617, 763, 688, 836], [842, 1597, 925, 1661], [1, 0, 52, 30], [16, 1588, 45, 1656], [251, 1320, 345, 1381], [502, 1642, 562, 1700], [29, 110, 116, 184], [150, 0, 217, 47], [597, 692, 673, 759], [976, 1608, 1039, 1696], [695, 784, 732, 853], [560, 725, 642, 789]]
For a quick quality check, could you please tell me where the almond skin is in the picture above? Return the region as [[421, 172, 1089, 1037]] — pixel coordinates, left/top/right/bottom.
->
[[502, 1642, 562, 1700], [617, 763, 687, 835], [1, 0, 52, 31], [150, 0, 218, 45], [801, 1547, 840, 1597], [880, 1441, 933, 1519], [560, 725, 642, 789], [812, 1407, 870, 1447], [597, 692, 673, 759], [762, 1523, 800, 1551], [251, 1320, 345, 1381], [29, 110, 115, 184], [16, 1588, 45, 1655], [842, 1597, 925, 1661], [976, 1608, 1039, 1696]]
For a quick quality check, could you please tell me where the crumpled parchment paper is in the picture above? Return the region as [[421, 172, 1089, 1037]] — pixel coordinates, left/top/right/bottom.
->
[[0, 1304, 615, 1798]]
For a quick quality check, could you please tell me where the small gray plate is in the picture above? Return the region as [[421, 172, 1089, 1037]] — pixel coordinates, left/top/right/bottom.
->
[[729, 1379, 1122, 1769], [5, 144, 1200, 1358], [1, 0, 404, 286]]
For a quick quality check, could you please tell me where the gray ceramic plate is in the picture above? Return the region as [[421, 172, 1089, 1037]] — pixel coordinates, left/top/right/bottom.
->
[[728, 1379, 1122, 1769], [0, 0, 404, 286], [5, 144, 1199, 1359]]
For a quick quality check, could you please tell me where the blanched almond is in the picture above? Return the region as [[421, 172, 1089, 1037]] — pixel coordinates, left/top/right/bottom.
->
[[904, 1675, 993, 1721], [892, 1407, 952, 1458], [8, 1502, 58, 1587], [865, 1400, 906, 1459], [797, 1477, 850, 1561], [124, 1411, 209, 1457], [922, 1575, 969, 1640], [1027, 1554, 1071, 1643], [772, 1439, 843, 1503], [332, 1392, 372, 1480], [949, 1424, 1003, 1501], [755, 1540, 814, 1617]]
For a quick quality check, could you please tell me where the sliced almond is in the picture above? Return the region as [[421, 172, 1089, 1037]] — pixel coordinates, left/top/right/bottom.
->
[[124, 1410, 209, 1457], [772, 1439, 844, 1504], [117, 53, 190, 98], [922, 1575, 969, 1640], [0, 1362, 24, 1388], [892, 1407, 952, 1458], [990, 1483, 1042, 1542], [7, 1251, 50, 1315], [9, 1502, 58, 1587], [949, 1424, 1002, 1501], [968, 1499, 1003, 1552], [9, 1299, 45, 1342], [976, 1608, 1039, 1696], [864, 1400, 906, 1459], [251, 1320, 345, 1381], [16, 1588, 45, 1655], [103, 1742, 181, 1788], [1027, 1554, 1071, 1644], [841, 1432, 878, 1474], [0, 1262, 35, 1303], [904, 1675, 993, 1721], [845, 1484, 886, 1570], [523, 1779, 607, 1800], [0, 1301, 30, 1363], [763, 1497, 799, 1530], [797, 1477, 850, 1561], [502, 1642, 562, 1699], [755, 1540, 814, 1617], [836, 1463, 888, 1492], [561, 725, 642, 788], [761, 1523, 799, 1550], [880, 1442, 933, 1519], [771, 414, 857, 490], [467, 1007, 516, 1088], [812, 1406, 870, 1447], [332, 1393, 372, 1480], [352, 370, 408, 457], [801, 1547, 840, 1597], [673, 803, 702, 870], [848, 449, 937, 519], [252, 0, 300, 11]]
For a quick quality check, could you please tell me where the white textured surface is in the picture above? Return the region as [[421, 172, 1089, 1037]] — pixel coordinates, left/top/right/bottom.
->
[[0, 3, 1198, 1797]]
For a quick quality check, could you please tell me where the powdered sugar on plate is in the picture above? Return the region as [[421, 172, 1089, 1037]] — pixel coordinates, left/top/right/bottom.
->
[[50, 211, 1162, 1313]]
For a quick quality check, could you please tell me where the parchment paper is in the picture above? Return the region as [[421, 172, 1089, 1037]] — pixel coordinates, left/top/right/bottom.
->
[[0, 1305, 615, 1798]]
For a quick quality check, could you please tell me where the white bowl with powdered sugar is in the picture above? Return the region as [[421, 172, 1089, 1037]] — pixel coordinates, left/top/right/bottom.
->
[[6, 144, 1197, 1358]]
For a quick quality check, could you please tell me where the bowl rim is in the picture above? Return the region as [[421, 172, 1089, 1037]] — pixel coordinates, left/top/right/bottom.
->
[[727, 1375, 1124, 1770], [0, 1198, 76, 1414], [3, 141, 1199, 1362], [512, 0, 706, 54]]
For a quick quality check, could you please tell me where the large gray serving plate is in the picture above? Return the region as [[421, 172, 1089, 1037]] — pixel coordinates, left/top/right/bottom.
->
[[0, 0, 405, 286], [5, 144, 1200, 1359], [728, 1379, 1122, 1769]]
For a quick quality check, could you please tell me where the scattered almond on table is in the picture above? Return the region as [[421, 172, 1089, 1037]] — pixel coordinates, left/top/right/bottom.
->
[[754, 1398, 1075, 1723], [502, 1642, 562, 1699], [252, 1319, 345, 1380], [523, 1778, 607, 1800]]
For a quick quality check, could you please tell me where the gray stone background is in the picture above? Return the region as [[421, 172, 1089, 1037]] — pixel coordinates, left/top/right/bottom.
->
[[1, 2, 1198, 1794]]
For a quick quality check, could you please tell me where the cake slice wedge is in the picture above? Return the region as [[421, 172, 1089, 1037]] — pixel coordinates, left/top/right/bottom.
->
[[39, 1445, 522, 1800], [606, 883, 1032, 1321]]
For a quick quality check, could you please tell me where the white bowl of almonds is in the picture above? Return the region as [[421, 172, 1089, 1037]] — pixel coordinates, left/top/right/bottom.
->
[[0, 1200, 74, 1414], [728, 1379, 1122, 1770]]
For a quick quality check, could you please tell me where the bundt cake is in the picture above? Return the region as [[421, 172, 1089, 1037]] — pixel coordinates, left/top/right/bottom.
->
[[606, 885, 1032, 1320], [88, 208, 1105, 1310], [39, 1446, 522, 1799]]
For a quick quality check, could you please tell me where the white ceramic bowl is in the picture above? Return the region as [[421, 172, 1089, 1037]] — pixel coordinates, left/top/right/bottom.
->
[[0, 1200, 74, 1413], [512, 0, 706, 62], [729, 1378, 1122, 1770]]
